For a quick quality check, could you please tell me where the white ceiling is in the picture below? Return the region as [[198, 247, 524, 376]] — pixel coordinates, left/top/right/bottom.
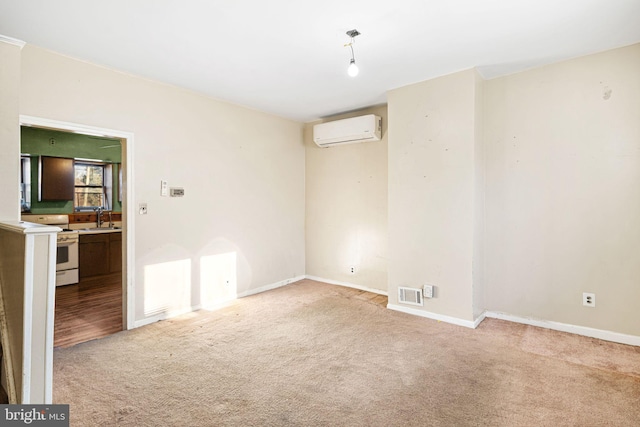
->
[[1, 0, 639, 122]]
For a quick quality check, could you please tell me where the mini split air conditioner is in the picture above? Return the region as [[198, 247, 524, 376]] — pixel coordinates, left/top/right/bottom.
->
[[313, 114, 382, 148]]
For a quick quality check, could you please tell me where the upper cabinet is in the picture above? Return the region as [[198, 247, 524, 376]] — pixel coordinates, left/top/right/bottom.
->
[[39, 156, 74, 201], [22, 127, 122, 213]]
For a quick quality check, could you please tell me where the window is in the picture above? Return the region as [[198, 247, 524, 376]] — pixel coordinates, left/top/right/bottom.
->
[[75, 162, 106, 210], [20, 156, 31, 212]]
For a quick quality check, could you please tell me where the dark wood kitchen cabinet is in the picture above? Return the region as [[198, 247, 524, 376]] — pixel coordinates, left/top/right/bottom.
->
[[79, 232, 122, 279], [79, 234, 109, 278], [39, 156, 74, 201], [109, 232, 122, 273]]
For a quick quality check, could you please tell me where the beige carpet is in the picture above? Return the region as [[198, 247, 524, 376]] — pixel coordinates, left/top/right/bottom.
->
[[53, 279, 640, 426]]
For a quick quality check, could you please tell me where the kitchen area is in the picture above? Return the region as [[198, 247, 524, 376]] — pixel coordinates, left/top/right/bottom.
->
[[20, 126, 124, 347]]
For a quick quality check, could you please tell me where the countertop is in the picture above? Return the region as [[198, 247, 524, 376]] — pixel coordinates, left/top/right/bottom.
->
[[77, 228, 122, 235]]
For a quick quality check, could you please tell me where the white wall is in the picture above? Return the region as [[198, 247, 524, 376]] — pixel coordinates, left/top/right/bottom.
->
[[15, 45, 305, 324], [304, 106, 388, 293], [0, 39, 21, 221], [4, 38, 640, 340], [387, 69, 484, 323], [484, 43, 640, 336]]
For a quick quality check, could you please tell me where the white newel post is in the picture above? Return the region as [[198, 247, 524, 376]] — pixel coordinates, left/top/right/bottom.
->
[[0, 221, 59, 404]]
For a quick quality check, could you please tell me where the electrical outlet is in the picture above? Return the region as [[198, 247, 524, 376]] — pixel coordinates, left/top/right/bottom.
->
[[583, 292, 595, 307], [139, 202, 148, 215], [161, 180, 168, 196], [349, 266, 356, 274], [423, 285, 434, 299]]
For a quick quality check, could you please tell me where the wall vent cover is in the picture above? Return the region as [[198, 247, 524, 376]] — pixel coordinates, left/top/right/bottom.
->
[[398, 287, 423, 306]]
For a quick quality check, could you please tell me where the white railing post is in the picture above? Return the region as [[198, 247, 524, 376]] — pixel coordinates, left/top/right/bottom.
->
[[0, 221, 59, 404]]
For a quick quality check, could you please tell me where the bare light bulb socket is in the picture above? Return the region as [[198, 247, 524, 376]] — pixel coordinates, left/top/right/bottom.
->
[[348, 58, 359, 77]]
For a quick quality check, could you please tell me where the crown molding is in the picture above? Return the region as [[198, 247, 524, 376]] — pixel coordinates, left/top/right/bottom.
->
[[0, 34, 26, 49]]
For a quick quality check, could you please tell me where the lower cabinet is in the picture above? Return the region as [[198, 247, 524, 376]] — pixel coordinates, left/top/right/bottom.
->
[[109, 232, 122, 273], [79, 232, 122, 279]]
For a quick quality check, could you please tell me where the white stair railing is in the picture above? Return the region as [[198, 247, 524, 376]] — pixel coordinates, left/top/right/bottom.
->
[[0, 220, 59, 404]]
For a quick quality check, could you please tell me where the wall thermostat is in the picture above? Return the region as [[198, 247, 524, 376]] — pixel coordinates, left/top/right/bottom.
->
[[170, 187, 184, 197]]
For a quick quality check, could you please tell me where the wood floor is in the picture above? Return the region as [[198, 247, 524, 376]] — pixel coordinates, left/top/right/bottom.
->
[[54, 272, 123, 348]]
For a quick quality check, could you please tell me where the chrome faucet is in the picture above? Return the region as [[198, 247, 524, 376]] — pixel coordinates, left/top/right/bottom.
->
[[95, 207, 104, 228]]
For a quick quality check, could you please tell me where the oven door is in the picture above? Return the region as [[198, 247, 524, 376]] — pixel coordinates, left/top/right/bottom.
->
[[56, 238, 79, 271], [56, 236, 79, 286]]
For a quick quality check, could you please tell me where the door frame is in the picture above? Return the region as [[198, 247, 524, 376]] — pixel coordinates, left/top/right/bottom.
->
[[19, 115, 136, 330]]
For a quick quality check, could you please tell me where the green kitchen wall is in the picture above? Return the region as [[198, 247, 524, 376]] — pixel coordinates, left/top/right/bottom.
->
[[21, 126, 122, 214]]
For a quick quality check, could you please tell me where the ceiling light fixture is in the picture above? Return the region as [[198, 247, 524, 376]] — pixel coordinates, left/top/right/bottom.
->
[[345, 29, 361, 77]]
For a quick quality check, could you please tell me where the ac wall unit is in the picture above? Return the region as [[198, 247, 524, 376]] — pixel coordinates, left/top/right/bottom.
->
[[313, 114, 382, 148]]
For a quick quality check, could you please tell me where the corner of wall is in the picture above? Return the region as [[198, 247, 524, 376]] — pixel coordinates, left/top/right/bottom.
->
[[304, 105, 389, 294], [387, 69, 480, 323], [0, 40, 23, 221], [472, 69, 486, 319]]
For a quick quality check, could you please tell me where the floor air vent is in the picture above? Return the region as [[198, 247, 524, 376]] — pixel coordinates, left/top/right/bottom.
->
[[398, 287, 423, 306]]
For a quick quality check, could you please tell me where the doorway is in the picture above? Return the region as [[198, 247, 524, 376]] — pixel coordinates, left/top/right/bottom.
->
[[19, 115, 135, 335]]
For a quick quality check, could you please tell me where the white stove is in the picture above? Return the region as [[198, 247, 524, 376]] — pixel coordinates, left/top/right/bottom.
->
[[21, 214, 80, 286]]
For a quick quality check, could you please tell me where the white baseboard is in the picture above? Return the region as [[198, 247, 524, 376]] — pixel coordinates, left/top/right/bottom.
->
[[132, 277, 639, 347], [133, 275, 306, 328], [305, 275, 388, 296], [237, 275, 306, 298], [473, 311, 487, 328], [485, 311, 640, 347], [387, 304, 484, 329], [133, 305, 201, 329]]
